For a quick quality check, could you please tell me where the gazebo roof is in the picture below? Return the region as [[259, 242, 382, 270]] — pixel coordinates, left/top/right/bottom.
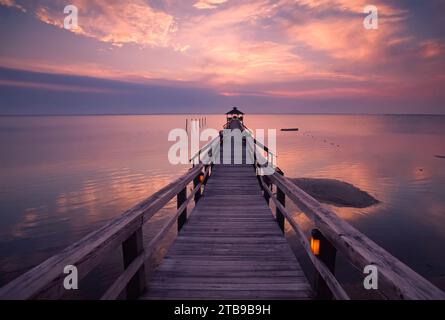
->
[[226, 107, 244, 115]]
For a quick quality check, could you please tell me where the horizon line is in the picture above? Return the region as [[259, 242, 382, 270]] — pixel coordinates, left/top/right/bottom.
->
[[1, 112, 445, 117]]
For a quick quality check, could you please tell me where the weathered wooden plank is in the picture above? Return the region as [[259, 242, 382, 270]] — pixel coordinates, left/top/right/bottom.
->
[[152, 265, 304, 273], [122, 228, 145, 299], [0, 164, 204, 300], [158, 258, 303, 267], [260, 176, 349, 300], [174, 236, 285, 243], [159, 254, 298, 262], [143, 162, 312, 300], [149, 270, 305, 278], [188, 216, 274, 220], [144, 289, 311, 300], [101, 171, 211, 300], [270, 173, 445, 300], [150, 277, 307, 284], [101, 252, 145, 300], [148, 282, 310, 291]]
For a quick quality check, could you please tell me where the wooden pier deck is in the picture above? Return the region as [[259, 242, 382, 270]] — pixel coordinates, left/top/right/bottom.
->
[[142, 164, 312, 299], [1, 111, 444, 300]]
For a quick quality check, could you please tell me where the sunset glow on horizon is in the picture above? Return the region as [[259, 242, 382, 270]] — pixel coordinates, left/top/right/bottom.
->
[[0, 0, 444, 114]]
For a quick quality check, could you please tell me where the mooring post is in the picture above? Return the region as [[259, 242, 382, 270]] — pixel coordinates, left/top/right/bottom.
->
[[311, 228, 337, 299], [276, 169, 285, 233], [122, 227, 145, 299], [177, 187, 187, 231]]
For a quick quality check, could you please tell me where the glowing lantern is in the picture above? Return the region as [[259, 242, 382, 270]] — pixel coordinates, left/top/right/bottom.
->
[[310, 237, 320, 256], [310, 229, 321, 256]]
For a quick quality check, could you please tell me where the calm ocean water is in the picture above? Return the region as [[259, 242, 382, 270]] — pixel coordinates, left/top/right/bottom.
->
[[0, 114, 444, 297]]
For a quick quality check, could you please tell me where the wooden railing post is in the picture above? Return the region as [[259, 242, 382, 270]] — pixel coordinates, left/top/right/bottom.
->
[[311, 228, 337, 300], [121, 228, 145, 299], [177, 187, 187, 231], [263, 176, 271, 205], [193, 173, 202, 203], [204, 165, 210, 185], [276, 169, 285, 233]]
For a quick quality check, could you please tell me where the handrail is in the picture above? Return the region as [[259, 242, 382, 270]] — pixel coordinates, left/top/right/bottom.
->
[[0, 164, 207, 300], [269, 173, 445, 300], [101, 166, 210, 300], [243, 124, 276, 157], [189, 134, 220, 163], [3, 118, 444, 300], [247, 136, 445, 300], [258, 175, 350, 300]]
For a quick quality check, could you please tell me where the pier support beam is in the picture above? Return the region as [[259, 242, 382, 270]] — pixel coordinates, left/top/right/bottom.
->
[[312, 229, 337, 300], [177, 187, 187, 231], [122, 228, 145, 299], [204, 165, 210, 185], [276, 169, 285, 233], [193, 173, 202, 204], [263, 176, 272, 205]]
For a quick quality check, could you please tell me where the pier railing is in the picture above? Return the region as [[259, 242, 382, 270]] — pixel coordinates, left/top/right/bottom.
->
[[0, 163, 212, 300], [1, 119, 444, 300], [245, 128, 445, 300]]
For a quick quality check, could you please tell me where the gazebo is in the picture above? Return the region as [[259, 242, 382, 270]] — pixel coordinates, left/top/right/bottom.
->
[[226, 107, 244, 123]]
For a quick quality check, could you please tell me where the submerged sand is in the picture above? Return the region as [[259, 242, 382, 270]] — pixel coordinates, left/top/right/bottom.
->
[[290, 178, 379, 208]]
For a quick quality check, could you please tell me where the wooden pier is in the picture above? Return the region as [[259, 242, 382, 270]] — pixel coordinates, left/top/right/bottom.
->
[[142, 164, 311, 299], [0, 108, 444, 300]]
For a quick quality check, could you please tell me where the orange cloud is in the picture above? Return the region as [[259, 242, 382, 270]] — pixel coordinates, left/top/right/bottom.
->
[[32, 0, 177, 48], [1, 0, 443, 103], [188, 41, 305, 84], [285, 13, 406, 63], [290, 0, 406, 15], [0, 0, 24, 11]]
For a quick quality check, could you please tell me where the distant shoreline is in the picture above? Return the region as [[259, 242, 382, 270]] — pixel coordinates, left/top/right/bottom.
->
[[1, 113, 445, 117]]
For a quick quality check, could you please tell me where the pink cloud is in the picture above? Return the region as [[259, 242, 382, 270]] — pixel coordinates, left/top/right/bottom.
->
[[16, 0, 178, 48], [420, 40, 444, 59], [193, 0, 228, 10], [1, 0, 443, 105]]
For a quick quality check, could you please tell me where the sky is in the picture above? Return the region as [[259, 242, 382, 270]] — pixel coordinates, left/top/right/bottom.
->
[[0, 0, 444, 114]]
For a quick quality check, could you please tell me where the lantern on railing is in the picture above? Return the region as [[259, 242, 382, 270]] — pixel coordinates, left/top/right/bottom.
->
[[310, 229, 321, 256]]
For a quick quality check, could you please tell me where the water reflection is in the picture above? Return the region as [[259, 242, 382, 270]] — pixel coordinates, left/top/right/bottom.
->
[[247, 115, 445, 291], [0, 115, 444, 293]]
